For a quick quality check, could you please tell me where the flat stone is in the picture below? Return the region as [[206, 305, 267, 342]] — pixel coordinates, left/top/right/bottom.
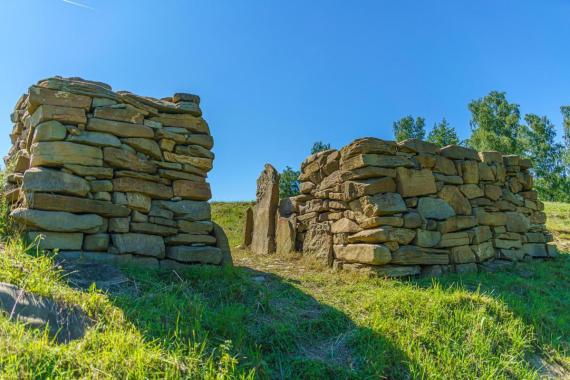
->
[[93, 104, 144, 124], [471, 242, 495, 262], [415, 230, 441, 247], [340, 154, 414, 171], [342, 177, 396, 200], [30, 142, 103, 167], [396, 168, 437, 197], [163, 152, 213, 171], [450, 245, 476, 264], [150, 113, 210, 133], [333, 244, 391, 265], [25, 193, 130, 217], [113, 177, 173, 199], [83, 234, 110, 251], [391, 246, 450, 265], [32, 121, 67, 143], [331, 218, 361, 234], [474, 209, 507, 226], [276, 216, 296, 254], [348, 227, 416, 245], [103, 147, 156, 173], [462, 161, 479, 184], [522, 243, 548, 257], [397, 139, 439, 154], [433, 156, 457, 175], [505, 212, 530, 233], [303, 222, 333, 264], [11, 208, 103, 233], [438, 186, 471, 215], [339, 138, 397, 158], [26, 231, 83, 250], [122, 138, 162, 160], [112, 233, 165, 258], [438, 216, 477, 233], [417, 197, 455, 220], [174, 145, 214, 159], [459, 184, 484, 199], [28, 104, 86, 127], [63, 164, 113, 179], [178, 220, 213, 234], [86, 118, 154, 138], [351, 193, 406, 217], [158, 169, 205, 182], [28, 86, 92, 113], [67, 131, 122, 147], [23, 167, 89, 197], [153, 200, 211, 220], [433, 174, 464, 185], [130, 222, 177, 236], [126, 192, 151, 212], [90, 180, 112, 192], [165, 233, 216, 245], [438, 232, 470, 248], [166, 246, 222, 264], [172, 180, 212, 201], [495, 239, 522, 249], [359, 215, 404, 228], [186, 134, 214, 149], [439, 145, 480, 161], [109, 218, 130, 233]]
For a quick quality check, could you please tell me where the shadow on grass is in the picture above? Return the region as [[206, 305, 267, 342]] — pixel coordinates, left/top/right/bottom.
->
[[108, 264, 412, 379], [415, 254, 570, 366]]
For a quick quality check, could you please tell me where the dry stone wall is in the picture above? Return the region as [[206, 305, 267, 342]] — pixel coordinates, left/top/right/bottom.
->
[[5, 76, 231, 268], [246, 138, 558, 277]]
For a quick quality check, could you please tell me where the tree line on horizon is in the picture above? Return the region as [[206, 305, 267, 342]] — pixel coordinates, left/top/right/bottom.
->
[[279, 91, 570, 203]]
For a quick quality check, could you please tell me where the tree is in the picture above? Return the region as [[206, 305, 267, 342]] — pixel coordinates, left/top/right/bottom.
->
[[427, 118, 459, 147], [393, 116, 426, 142], [311, 141, 331, 154], [521, 114, 569, 201], [279, 166, 300, 199], [467, 91, 523, 155], [561, 106, 570, 170]]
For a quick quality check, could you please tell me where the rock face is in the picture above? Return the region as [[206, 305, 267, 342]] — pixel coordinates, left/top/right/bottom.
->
[[249, 137, 554, 277], [248, 164, 280, 254], [5, 76, 231, 268]]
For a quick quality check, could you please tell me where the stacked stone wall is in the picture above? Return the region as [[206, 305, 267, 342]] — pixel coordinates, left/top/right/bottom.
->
[[5, 76, 231, 268], [247, 137, 558, 277]]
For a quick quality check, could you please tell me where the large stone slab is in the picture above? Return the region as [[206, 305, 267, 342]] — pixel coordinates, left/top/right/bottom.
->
[[131, 223, 177, 236], [164, 233, 216, 245], [23, 167, 90, 197], [11, 208, 103, 233], [26, 231, 83, 250], [348, 227, 416, 245], [112, 233, 165, 258], [163, 152, 213, 171], [396, 168, 437, 197], [26, 193, 130, 217], [276, 216, 296, 254], [86, 118, 154, 138], [93, 104, 144, 124], [30, 142, 103, 167], [178, 220, 213, 234], [67, 131, 122, 147], [351, 193, 407, 217], [28, 86, 92, 113], [174, 145, 214, 159], [212, 222, 233, 266], [303, 222, 333, 264], [113, 177, 173, 199], [29, 104, 87, 127], [333, 244, 391, 265], [166, 246, 222, 264], [32, 121, 67, 143], [63, 164, 113, 179], [251, 164, 280, 255], [153, 200, 211, 220], [149, 113, 210, 134], [339, 138, 397, 159], [438, 186, 471, 215], [186, 134, 214, 150], [341, 154, 414, 171], [122, 138, 162, 160], [391, 246, 450, 265], [417, 197, 455, 220], [172, 180, 212, 200], [103, 147, 157, 173]]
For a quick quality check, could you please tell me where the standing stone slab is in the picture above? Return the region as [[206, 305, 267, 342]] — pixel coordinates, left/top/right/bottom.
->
[[250, 164, 280, 255], [276, 216, 296, 255]]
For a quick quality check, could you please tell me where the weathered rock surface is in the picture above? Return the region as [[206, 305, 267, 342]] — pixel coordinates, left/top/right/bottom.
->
[[250, 164, 280, 255]]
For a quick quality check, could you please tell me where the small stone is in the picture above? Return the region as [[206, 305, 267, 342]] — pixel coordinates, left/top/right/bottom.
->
[[26, 231, 83, 250], [333, 244, 391, 265], [32, 121, 67, 142], [417, 197, 455, 220], [112, 233, 165, 258], [83, 234, 110, 251]]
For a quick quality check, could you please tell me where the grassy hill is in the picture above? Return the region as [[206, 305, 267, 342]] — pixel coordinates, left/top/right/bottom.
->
[[0, 201, 568, 378]]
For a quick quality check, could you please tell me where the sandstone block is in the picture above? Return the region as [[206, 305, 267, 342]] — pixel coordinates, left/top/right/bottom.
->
[[459, 184, 483, 199], [112, 233, 165, 258], [28, 86, 92, 113], [396, 168, 437, 197], [27, 231, 83, 250], [64, 164, 113, 179], [126, 192, 151, 212], [11, 208, 103, 233], [29, 104, 86, 127], [103, 147, 156, 174], [109, 218, 130, 233], [391, 246, 449, 265], [83, 234, 110, 251], [351, 193, 406, 217], [251, 164, 280, 255], [153, 200, 211, 220], [333, 244, 391, 265], [33, 121, 67, 142], [438, 232, 470, 248], [67, 131, 122, 147], [415, 230, 441, 248], [172, 180, 212, 201], [439, 145, 480, 161], [276, 217, 296, 254], [30, 142, 103, 167], [131, 222, 177, 236], [86, 118, 154, 138], [438, 216, 477, 234], [150, 113, 210, 134], [438, 186, 471, 215], [417, 197, 455, 220], [348, 227, 416, 245], [165, 234, 216, 245], [341, 154, 414, 171], [93, 104, 144, 124], [23, 167, 89, 197], [122, 138, 162, 160], [26, 193, 130, 218], [113, 177, 173, 200], [450, 245, 476, 264]]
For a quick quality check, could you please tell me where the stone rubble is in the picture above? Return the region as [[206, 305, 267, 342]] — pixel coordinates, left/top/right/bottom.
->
[[5, 76, 231, 268], [244, 137, 557, 277]]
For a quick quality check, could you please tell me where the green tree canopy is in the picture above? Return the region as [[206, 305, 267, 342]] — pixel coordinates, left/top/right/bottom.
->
[[467, 91, 523, 154], [311, 141, 331, 154], [427, 118, 459, 147], [393, 116, 426, 142], [521, 114, 569, 201], [561, 106, 570, 169], [279, 166, 300, 199]]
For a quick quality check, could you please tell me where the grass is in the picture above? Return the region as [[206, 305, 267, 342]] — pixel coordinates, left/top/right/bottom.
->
[[0, 200, 568, 378]]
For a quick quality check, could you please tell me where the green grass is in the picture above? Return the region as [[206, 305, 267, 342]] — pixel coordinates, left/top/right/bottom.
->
[[545, 202, 570, 240], [0, 201, 568, 378]]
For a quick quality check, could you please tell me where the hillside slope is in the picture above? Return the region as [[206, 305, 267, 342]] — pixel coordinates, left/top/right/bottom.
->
[[0, 201, 567, 378]]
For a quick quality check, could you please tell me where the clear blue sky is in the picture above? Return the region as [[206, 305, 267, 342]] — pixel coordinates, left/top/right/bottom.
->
[[1, 0, 569, 201]]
